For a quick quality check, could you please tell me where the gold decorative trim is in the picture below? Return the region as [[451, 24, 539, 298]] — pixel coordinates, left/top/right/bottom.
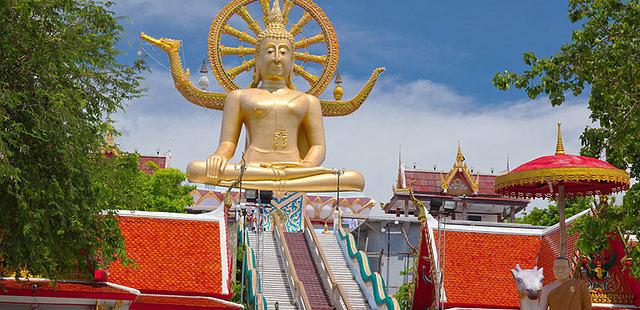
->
[[495, 167, 630, 198], [440, 143, 479, 194], [222, 24, 257, 45], [140, 32, 226, 110], [294, 34, 324, 50], [320, 67, 385, 116]]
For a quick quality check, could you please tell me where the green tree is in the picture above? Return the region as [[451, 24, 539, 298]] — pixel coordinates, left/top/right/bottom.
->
[[394, 265, 415, 310], [92, 152, 195, 213], [494, 0, 640, 276], [0, 0, 145, 279], [517, 197, 592, 226]]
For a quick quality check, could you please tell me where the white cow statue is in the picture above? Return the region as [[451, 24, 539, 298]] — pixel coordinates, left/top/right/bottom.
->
[[511, 264, 544, 310]]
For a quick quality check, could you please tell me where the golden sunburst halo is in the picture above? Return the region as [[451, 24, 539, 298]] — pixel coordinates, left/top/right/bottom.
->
[[208, 0, 339, 97]]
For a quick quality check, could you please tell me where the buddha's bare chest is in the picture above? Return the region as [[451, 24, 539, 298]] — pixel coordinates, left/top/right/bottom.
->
[[240, 94, 307, 122]]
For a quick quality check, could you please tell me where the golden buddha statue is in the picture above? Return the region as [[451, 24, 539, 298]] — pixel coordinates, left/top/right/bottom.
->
[[141, 0, 384, 192]]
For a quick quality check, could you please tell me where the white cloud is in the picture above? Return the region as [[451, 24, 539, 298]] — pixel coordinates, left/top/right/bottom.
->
[[114, 68, 594, 210]]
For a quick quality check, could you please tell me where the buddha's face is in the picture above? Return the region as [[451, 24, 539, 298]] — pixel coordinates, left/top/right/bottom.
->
[[256, 38, 293, 82], [553, 258, 571, 281]]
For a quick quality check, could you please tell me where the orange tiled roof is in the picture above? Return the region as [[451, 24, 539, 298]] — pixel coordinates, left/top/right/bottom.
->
[[110, 216, 225, 297], [434, 230, 542, 308], [537, 227, 580, 285]]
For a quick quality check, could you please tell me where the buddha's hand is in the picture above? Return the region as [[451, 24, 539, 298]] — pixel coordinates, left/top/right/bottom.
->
[[206, 154, 227, 180]]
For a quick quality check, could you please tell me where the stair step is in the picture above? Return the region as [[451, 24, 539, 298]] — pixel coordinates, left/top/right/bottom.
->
[[247, 232, 296, 308], [314, 232, 370, 308]]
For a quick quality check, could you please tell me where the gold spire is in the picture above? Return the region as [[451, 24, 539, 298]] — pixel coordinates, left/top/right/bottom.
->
[[106, 131, 115, 147], [256, 0, 294, 47], [396, 145, 405, 189], [555, 122, 565, 155], [456, 141, 465, 163], [442, 142, 478, 194], [269, 0, 281, 23], [101, 131, 119, 156]]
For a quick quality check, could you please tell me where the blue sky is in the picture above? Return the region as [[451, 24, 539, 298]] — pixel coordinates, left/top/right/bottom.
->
[[112, 1, 591, 205], [114, 0, 577, 103]]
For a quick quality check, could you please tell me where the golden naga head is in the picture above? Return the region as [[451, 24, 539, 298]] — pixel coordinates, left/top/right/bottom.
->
[[250, 0, 295, 89]]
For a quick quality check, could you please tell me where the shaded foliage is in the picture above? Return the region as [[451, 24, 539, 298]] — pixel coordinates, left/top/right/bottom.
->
[[517, 197, 592, 226], [394, 265, 415, 310], [0, 0, 146, 279], [93, 152, 195, 213]]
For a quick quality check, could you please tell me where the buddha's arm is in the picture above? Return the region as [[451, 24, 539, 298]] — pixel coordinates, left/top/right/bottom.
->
[[207, 91, 242, 179], [301, 95, 326, 167]]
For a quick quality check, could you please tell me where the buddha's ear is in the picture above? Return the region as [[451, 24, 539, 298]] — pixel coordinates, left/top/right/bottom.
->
[[286, 67, 295, 90], [250, 63, 261, 88]]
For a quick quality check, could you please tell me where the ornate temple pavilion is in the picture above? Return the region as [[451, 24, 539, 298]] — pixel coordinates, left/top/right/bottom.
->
[[386, 144, 529, 222]]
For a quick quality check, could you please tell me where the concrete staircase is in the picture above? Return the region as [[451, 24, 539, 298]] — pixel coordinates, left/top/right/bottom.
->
[[248, 231, 297, 310], [284, 232, 334, 310], [314, 232, 370, 310]]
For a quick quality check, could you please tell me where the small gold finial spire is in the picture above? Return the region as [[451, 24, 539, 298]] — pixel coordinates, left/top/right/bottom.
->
[[456, 141, 465, 163], [555, 122, 565, 155], [333, 70, 343, 101]]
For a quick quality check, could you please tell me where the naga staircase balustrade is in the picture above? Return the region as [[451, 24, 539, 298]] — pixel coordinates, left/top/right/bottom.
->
[[334, 220, 400, 309], [238, 221, 267, 310]]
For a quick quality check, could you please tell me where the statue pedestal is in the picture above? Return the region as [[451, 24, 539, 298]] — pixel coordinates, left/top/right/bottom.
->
[[260, 192, 304, 232]]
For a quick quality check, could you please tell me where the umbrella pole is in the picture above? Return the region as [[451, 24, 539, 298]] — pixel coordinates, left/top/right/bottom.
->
[[558, 184, 566, 257]]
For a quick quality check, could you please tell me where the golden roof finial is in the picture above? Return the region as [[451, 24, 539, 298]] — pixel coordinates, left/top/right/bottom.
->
[[555, 122, 565, 155], [456, 141, 465, 164], [106, 131, 115, 147], [101, 131, 119, 156]]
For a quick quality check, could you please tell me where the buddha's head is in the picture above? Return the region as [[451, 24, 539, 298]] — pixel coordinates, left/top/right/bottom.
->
[[552, 257, 571, 282], [251, 0, 295, 89]]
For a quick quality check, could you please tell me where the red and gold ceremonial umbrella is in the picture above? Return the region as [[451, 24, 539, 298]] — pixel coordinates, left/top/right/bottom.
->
[[495, 123, 629, 256]]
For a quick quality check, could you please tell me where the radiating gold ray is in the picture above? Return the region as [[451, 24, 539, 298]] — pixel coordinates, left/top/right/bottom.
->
[[294, 33, 325, 49], [259, 0, 270, 24], [225, 59, 255, 78], [222, 25, 257, 45], [293, 64, 319, 85], [238, 7, 262, 35], [282, 0, 294, 25], [289, 12, 312, 37], [220, 45, 256, 56], [294, 52, 327, 64]]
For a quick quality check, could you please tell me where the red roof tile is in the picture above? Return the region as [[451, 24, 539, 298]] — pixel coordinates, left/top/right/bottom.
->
[[433, 230, 541, 308], [405, 170, 499, 196], [110, 216, 224, 297], [537, 227, 580, 285], [138, 155, 168, 175]]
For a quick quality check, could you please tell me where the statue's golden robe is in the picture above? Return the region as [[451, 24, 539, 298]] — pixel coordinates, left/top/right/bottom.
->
[[548, 279, 591, 310]]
